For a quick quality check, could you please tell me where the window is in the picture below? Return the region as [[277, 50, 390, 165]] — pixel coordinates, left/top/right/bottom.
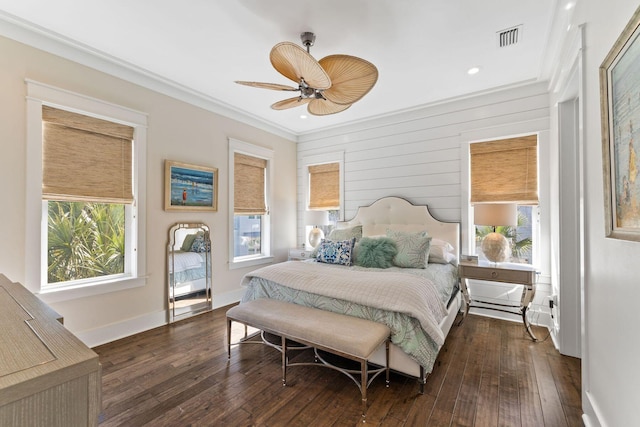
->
[[26, 80, 147, 301], [301, 152, 344, 244], [43, 106, 133, 286], [308, 162, 340, 210], [229, 138, 273, 268], [470, 135, 539, 264], [306, 161, 341, 241]]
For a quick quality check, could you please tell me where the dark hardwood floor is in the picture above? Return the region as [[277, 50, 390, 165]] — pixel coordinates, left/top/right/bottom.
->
[[94, 306, 582, 426]]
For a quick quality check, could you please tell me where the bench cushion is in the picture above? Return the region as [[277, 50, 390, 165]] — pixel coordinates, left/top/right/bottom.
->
[[227, 299, 390, 359]]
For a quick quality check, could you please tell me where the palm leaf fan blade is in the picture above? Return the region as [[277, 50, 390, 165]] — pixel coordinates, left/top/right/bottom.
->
[[271, 97, 310, 110], [319, 55, 378, 105], [308, 98, 351, 116], [270, 42, 331, 89], [235, 81, 298, 91]]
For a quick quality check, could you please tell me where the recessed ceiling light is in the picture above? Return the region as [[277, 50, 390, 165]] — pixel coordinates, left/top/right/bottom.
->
[[565, 2, 574, 10], [467, 67, 480, 75], [300, 114, 308, 119]]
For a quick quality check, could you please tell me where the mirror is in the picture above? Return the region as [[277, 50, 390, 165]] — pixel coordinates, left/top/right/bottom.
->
[[168, 222, 212, 323]]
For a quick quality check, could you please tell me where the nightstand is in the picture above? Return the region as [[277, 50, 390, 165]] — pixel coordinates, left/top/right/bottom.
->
[[288, 247, 313, 261], [458, 260, 539, 341]]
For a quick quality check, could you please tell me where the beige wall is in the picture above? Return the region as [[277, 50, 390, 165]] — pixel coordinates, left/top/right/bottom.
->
[[0, 35, 297, 344]]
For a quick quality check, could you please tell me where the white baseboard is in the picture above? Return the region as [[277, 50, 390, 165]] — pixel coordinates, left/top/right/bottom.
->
[[79, 310, 167, 348], [582, 391, 603, 427], [79, 288, 245, 348], [213, 288, 245, 309]]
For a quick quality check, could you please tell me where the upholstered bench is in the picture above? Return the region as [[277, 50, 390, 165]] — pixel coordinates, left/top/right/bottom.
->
[[226, 298, 391, 422]]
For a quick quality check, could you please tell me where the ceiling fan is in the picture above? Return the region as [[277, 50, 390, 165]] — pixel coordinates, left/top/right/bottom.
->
[[235, 32, 378, 116]]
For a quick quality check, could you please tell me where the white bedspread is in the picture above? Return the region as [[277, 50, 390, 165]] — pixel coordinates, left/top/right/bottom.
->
[[241, 261, 448, 346]]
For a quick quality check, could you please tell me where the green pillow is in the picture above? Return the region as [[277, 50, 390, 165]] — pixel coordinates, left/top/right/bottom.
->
[[386, 229, 432, 268], [180, 233, 197, 251], [354, 237, 397, 268]]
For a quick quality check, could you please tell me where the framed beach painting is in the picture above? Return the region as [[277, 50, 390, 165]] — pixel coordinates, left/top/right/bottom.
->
[[600, 6, 640, 241], [164, 160, 218, 212]]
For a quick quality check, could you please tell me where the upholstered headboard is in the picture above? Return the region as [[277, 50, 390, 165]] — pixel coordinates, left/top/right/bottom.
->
[[337, 197, 460, 259]]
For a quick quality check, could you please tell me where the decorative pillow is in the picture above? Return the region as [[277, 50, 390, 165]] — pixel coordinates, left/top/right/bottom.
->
[[354, 237, 397, 269], [311, 225, 363, 258], [316, 238, 356, 266], [386, 229, 432, 269], [190, 233, 210, 253], [180, 233, 197, 251], [327, 225, 363, 242], [429, 238, 457, 264]]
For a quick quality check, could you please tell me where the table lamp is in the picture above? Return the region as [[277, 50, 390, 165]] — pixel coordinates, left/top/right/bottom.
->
[[305, 210, 330, 248], [474, 203, 517, 263]]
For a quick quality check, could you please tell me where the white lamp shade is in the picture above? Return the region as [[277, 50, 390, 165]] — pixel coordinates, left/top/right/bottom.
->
[[474, 203, 517, 227], [305, 210, 330, 226]]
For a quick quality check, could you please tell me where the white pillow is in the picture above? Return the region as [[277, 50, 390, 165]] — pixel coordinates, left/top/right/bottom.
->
[[429, 238, 456, 264]]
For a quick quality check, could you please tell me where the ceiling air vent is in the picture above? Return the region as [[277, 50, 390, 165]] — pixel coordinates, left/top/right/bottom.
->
[[497, 25, 522, 47]]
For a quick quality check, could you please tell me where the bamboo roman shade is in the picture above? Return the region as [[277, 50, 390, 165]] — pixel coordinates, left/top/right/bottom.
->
[[42, 106, 134, 204], [234, 153, 267, 215], [470, 135, 538, 205], [308, 162, 339, 209]]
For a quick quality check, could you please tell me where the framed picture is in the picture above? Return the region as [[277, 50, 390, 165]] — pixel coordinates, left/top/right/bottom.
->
[[600, 6, 640, 241], [164, 160, 218, 211]]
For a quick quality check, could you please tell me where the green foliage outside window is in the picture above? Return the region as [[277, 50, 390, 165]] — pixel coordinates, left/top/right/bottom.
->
[[47, 201, 125, 284]]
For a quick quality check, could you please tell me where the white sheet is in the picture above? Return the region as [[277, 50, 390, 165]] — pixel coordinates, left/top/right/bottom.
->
[[170, 251, 203, 273]]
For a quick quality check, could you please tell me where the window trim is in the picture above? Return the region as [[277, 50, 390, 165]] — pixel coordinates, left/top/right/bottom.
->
[[228, 138, 274, 269], [25, 80, 148, 303]]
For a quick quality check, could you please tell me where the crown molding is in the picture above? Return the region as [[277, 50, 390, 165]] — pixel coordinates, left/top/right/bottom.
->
[[0, 11, 298, 142]]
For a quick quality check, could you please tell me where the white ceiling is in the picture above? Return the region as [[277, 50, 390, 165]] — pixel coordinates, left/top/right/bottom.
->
[[0, 0, 575, 137]]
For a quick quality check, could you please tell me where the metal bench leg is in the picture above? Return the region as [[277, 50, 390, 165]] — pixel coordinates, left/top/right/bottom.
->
[[226, 318, 232, 359], [282, 335, 287, 387], [385, 338, 390, 387], [361, 359, 367, 423]]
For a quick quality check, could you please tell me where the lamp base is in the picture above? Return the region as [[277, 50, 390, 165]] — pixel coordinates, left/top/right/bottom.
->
[[308, 227, 324, 249], [481, 232, 510, 263]]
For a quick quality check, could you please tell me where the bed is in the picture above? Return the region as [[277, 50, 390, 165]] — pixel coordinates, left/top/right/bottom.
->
[[239, 197, 461, 385]]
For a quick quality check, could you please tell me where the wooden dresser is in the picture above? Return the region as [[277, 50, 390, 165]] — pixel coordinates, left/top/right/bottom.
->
[[0, 274, 101, 426]]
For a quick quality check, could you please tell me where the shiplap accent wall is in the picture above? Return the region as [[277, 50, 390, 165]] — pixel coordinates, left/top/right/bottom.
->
[[297, 82, 550, 235], [296, 82, 552, 327]]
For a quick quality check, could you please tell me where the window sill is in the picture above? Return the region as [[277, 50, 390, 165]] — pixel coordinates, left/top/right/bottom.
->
[[229, 255, 274, 270], [37, 276, 147, 304]]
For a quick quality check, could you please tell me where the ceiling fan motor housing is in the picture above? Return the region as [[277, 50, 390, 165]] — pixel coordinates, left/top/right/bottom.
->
[[301, 32, 316, 48]]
